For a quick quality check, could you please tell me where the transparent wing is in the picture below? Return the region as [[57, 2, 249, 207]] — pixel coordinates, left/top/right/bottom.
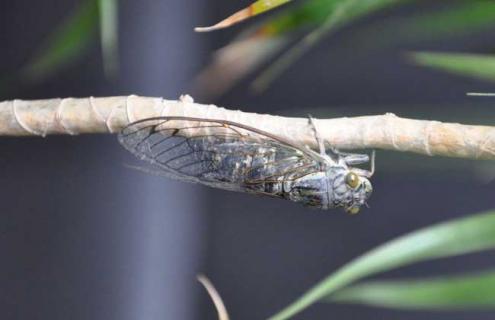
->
[[118, 117, 321, 192]]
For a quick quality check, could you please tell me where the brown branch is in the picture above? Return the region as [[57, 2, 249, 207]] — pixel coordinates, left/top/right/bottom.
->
[[0, 95, 493, 160]]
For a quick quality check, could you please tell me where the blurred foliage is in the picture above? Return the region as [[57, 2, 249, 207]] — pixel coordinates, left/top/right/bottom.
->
[[198, 0, 408, 95], [393, 1, 495, 42], [197, 0, 495, 96], [269, 210, 495, 319], [339, 1, 495, 51], [411, 52, 495, 83], [11, 0, 495, 94], [98, 0, 119, 77], [195, 0, 293, 32], [251, 0, 407, 91], [21, 0, 99, 82], [20, 0, 118, 83], [331, 270, 495, 310]]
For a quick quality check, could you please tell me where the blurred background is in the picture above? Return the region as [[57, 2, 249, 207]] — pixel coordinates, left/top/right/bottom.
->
[[1, 0, 495, 319]]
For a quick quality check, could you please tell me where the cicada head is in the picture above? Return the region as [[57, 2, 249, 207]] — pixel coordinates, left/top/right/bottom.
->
[[288, 167, 373, 213], [327, 167, 373, 214]]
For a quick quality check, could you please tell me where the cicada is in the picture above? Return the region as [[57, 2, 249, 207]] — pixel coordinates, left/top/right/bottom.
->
[[118, 116, 374, 214]]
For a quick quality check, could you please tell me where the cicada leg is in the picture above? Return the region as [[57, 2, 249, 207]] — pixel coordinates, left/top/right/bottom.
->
[[347, 150, 375, 178], [308, 115, 351, 164], [370, 150, 376, 176], [307, 115, 326, 156], [340, 152, 369, 166], [307, 115, 376, 177]]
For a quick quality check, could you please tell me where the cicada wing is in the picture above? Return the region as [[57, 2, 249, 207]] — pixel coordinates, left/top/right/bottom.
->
[[118, 117, 320, 192]]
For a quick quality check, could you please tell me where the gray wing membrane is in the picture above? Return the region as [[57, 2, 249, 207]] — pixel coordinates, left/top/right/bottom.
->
[[118, 117, 320, 193]]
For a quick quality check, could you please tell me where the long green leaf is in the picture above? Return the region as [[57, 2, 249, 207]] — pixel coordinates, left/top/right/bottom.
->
[[98, 0, 119, 77], [268, 210, 495, 320], [330, 270, 495, 310], [410, 52, 495, 83], [21, 0, 99, 82]]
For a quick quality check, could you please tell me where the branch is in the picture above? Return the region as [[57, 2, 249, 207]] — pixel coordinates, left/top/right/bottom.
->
[[0, 95, 493, 160]]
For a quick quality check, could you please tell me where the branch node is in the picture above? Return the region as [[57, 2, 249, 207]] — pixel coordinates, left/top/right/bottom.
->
[[56, 99, 76, 136], [479, 132, 495, 159], [179, 94, 194, 103], [13, 99, 41, 136], [423, 120, 435, 157], [125, 95, 133, 124], [90, 96, 113, 133], [386, 114, 400, 151]]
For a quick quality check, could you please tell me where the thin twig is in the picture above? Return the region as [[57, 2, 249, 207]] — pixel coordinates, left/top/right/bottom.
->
[[197, 274, 230, 320], [0, 95, 494, 160], [467, 92, 495, 97]]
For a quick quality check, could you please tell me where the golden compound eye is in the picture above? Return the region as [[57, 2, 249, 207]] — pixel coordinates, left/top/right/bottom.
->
[[348, 207, 360, 215], [345, 172, 360, 189]]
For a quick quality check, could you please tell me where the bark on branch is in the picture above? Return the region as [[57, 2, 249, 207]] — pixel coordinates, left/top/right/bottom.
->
[[0, 95, 493, 160]]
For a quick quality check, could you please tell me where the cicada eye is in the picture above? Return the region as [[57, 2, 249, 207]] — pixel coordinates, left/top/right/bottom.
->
[[345, 172, 360, 189], [348, 207, 360, 215]]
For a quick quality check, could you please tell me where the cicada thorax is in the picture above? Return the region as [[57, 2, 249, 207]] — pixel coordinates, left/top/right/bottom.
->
[[283, 164, 373, 212], [208, 141, 304, 197], [186, 139, 283, 191]]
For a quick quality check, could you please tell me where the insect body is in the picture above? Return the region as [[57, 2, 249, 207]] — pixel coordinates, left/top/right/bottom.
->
[[118, 116, 374, 214]]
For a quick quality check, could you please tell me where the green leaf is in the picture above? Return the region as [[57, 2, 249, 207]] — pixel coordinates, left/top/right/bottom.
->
[[399, 1, 495, 42], [252, 0, 342, 36], [198, 0, 495, 96], [195, 0, 292, 32], [98, 0, 119, 77], [253, 0, 409, 91], [330, 270, 495, 310], [410, 52, 495, 83], [21, 0, 99, 82], [268, 210, 495, 320], [342, 1, 495, 50], [194, 0, 335, 98], [250, 0, 293, 16], [197, 0, 411, 96]]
